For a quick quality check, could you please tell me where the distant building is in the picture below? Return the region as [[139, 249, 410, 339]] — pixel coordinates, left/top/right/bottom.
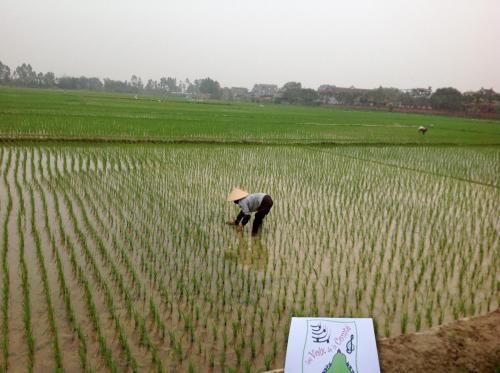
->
[[221, 87, 232, 101], [195, 93, 211, 100], [251, 84, 278, 98], [318, 84, 337, 95], [323, 96, 338, 105], [464, 88, 497, 98], [230, 87, 249, 100], [477, 87, 497, 97], [319, 86, 371, 105], [402, 87, 432, 98], [328, 86, 370, 94], [318, 85, 339, 104]]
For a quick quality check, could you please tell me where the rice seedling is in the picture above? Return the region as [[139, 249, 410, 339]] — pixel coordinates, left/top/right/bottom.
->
[[0, 132, 497, 371], [0, 150, 12, 372], [28, 186, 63, 371], [34, 177, 88, 371], [13, 151, 34, 372]]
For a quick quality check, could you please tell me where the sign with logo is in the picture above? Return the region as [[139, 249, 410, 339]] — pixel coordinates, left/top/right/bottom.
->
[[284, 318, 380, 373]]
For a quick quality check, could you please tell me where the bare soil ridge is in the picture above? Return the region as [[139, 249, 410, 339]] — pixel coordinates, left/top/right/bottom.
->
[[378, 309, 500, 372]]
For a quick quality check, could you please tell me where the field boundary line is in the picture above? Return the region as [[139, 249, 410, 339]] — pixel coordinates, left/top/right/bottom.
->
[[298, 122, 500, 136], [0, 135, 499, 147], [302, 145, 500, 190]]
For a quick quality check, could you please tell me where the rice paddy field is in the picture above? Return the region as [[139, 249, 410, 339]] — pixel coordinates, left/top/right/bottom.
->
[[0, 88, 499, 372]]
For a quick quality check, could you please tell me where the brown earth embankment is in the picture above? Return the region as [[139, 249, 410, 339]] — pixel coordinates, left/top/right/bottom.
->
[[378, 308, 500, 372]]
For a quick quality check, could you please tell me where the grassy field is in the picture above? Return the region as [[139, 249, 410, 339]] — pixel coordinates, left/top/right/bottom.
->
[[0, 88, 498, 372], [1, 87, 500, 144]]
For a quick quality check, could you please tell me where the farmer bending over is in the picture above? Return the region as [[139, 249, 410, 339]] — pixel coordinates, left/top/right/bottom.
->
[[226, 188, 273, 236]]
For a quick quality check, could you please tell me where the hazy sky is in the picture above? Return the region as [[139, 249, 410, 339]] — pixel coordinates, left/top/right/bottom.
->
[[1, 0, 499, 91]]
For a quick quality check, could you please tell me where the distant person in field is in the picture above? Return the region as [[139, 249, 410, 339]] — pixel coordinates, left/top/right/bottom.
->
[[418, 126, 428, 135], [226, 188, 273, 236]]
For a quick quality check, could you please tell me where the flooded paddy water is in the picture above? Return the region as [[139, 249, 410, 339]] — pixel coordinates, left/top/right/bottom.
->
[[0, 143, 498, 372]]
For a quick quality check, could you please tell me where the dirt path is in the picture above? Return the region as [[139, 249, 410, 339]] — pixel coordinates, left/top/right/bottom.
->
[[378, 308, 500, 372]]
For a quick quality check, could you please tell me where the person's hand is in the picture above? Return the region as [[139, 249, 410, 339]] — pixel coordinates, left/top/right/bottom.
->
[[226, 220, 236, 225], [236, 224, 244, 232]]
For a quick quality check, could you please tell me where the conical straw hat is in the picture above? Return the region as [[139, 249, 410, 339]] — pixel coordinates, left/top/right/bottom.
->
[[227, 188, 249, 201]]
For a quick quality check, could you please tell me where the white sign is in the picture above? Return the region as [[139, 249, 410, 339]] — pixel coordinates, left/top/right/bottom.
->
[[284, 317, 380, 373]]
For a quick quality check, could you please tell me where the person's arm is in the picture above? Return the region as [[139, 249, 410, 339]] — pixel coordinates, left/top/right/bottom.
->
[[228, 207, 249, 226], [234, 211, 245, 225], [239, 213, 251, 226], [234, 211, 251, 226], [238, 200, 251, 226]]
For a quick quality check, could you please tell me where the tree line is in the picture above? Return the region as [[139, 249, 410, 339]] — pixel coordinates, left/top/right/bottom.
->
[[1, 60, 499, 113], [0, 61, 222, 97]]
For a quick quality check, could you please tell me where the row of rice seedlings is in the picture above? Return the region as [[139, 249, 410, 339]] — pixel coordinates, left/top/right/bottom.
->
[[78, 174, 194, 365], [84, 175, 162, 289], [55, 184, 134, 371], [27, 186, 63, 371], [93, 166, 282, 370], [160, 146, 496, 332], [65, 145, 496, 308], [24, 144, 500, 369], [136, 171, 332, 366], [0, 144, 290, 368], [193, 151, 478, 342], [336, 146, 500, 187], [13, 150, 34, 372], [62, 179, 164, 372], [73, 163, 223, 366], [229, 148, 488, 320], [31, 176, 89, 371], [77, 180, 170, 345], [0, 149, 12, 372], [20, 149, 28, 185], [48, 158, 166, 371], [47, 182, 119, 373]]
